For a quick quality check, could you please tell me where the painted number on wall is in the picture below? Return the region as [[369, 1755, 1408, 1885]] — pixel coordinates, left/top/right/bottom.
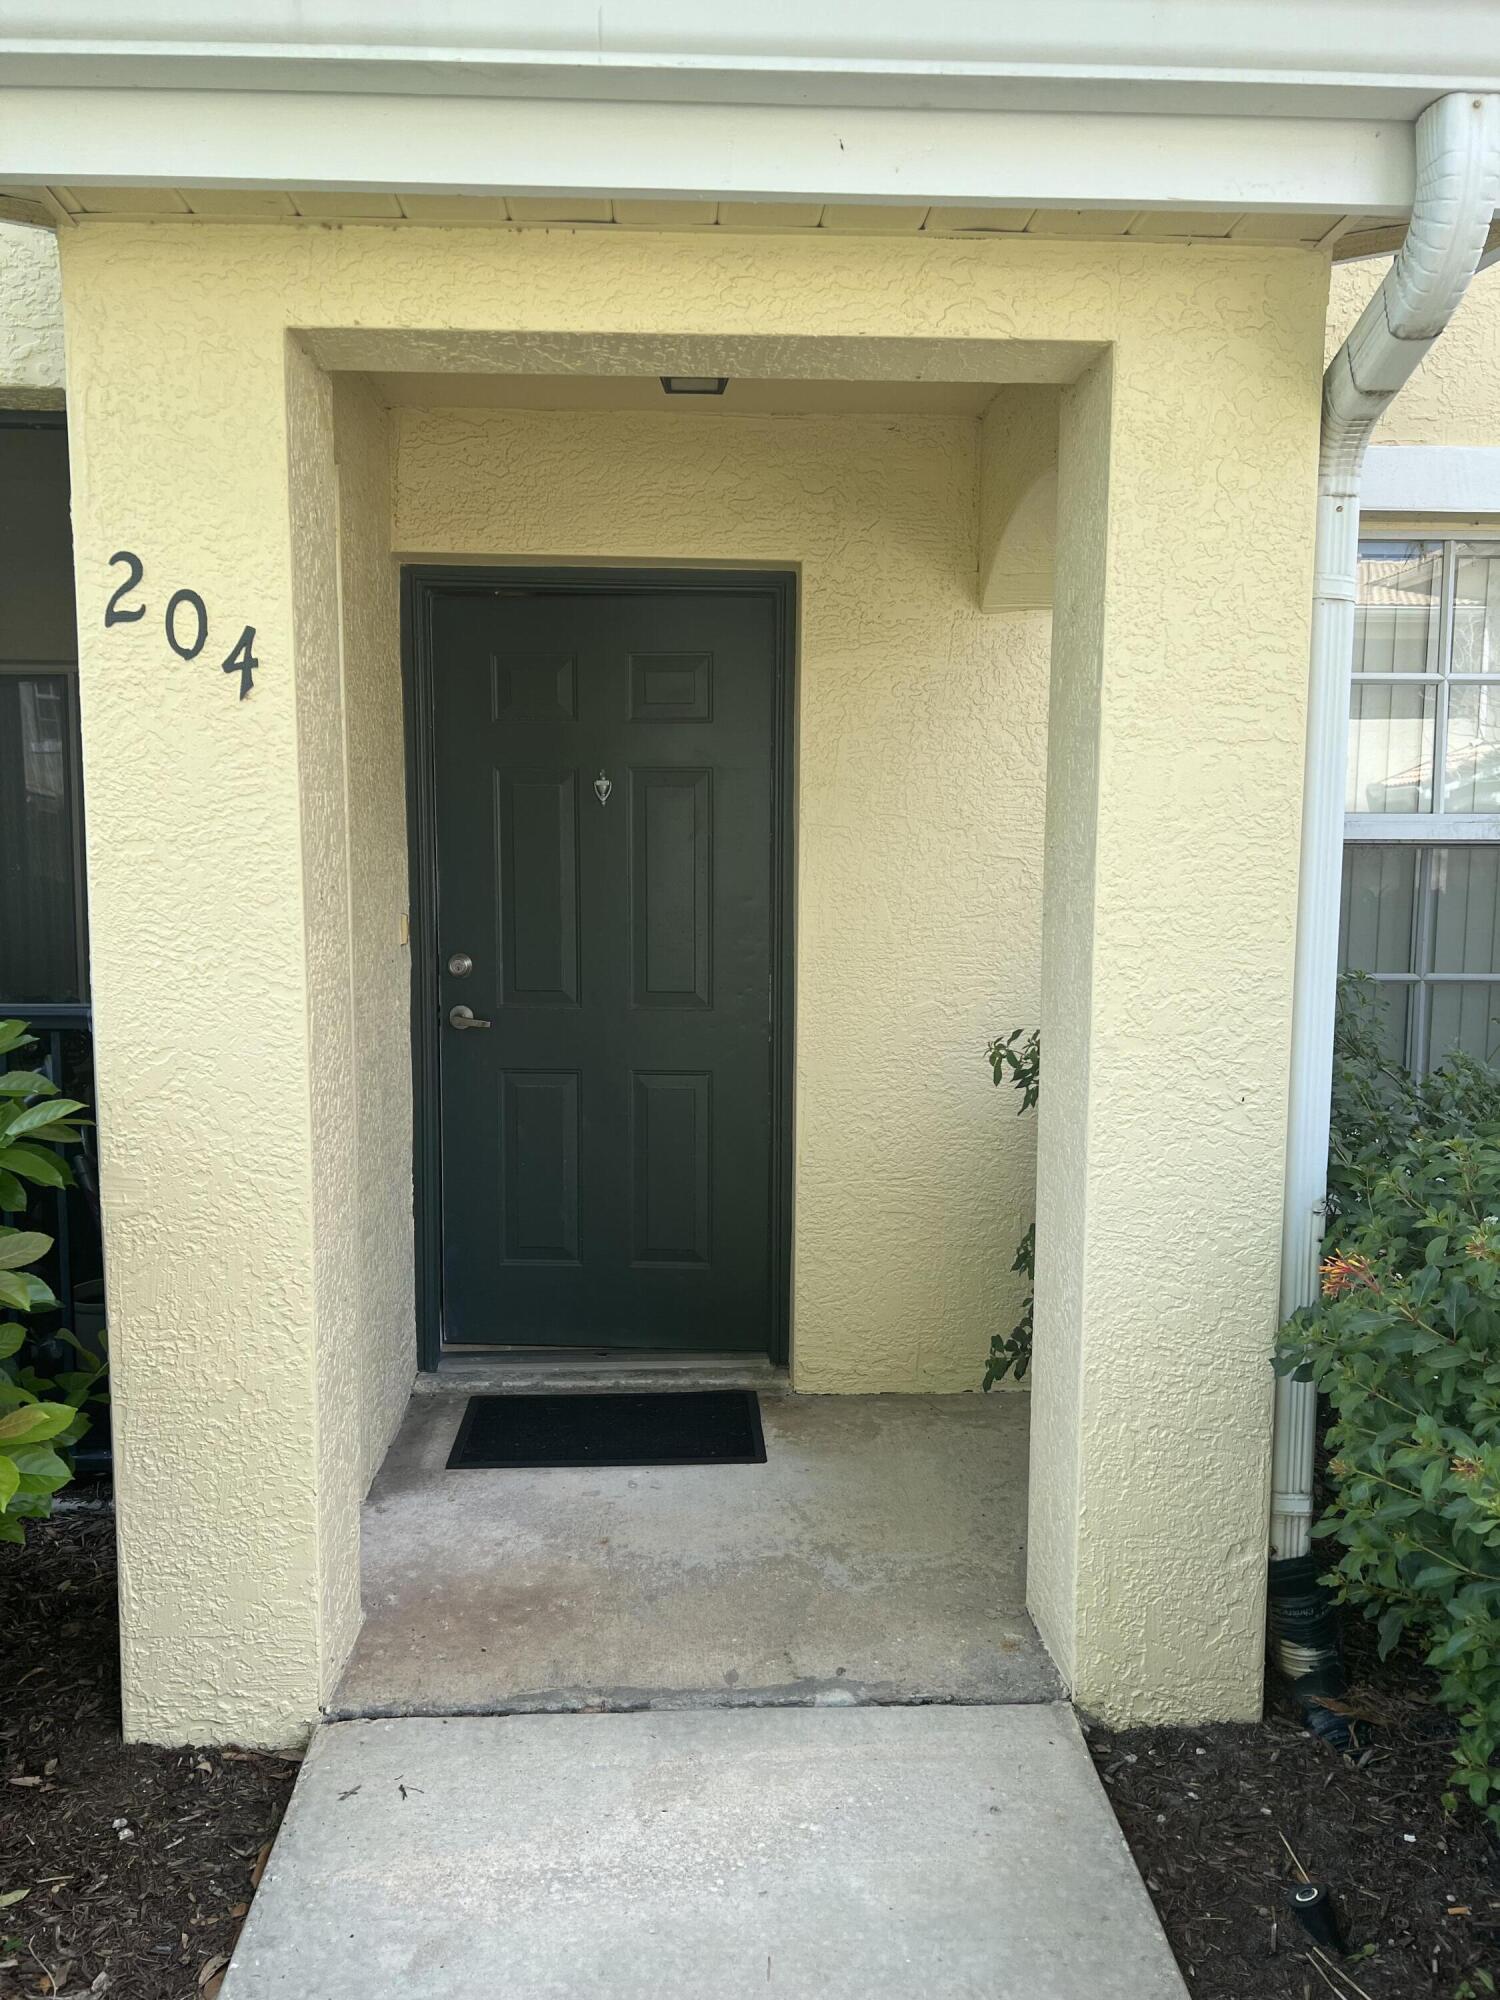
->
[[104, 551, 260, 700]]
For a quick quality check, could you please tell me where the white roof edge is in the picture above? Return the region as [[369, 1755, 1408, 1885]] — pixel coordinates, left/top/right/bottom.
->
[[1362, 447, 1500, 517], [0, 87, 1422, 215], [0, 50, 1494, 123], [4, 1, 1500, 124]]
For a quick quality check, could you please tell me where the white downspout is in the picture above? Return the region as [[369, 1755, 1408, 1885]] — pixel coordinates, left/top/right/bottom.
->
[[1273, 92, 1500, 1566]]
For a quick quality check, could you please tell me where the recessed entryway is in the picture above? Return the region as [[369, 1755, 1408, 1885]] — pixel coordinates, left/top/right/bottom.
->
[[405, 570, 795, 1364]]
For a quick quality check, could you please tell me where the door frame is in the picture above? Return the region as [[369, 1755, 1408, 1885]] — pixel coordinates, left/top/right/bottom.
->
[[401, 564, 798, 1371]]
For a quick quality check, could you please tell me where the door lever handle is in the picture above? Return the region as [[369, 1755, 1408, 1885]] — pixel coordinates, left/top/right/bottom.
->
[[448, 1005, 493, 1031]]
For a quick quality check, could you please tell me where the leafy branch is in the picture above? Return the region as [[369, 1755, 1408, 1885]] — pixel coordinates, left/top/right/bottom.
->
[[0, 1020, 100, 1545], [984, 1029, 1038, 1389], [1277, 974, 1500, 1824]]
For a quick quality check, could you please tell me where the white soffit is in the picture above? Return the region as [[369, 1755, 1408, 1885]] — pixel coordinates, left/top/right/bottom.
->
[[1361, 447, 1500, 518], [0, 189, 1370, 250]]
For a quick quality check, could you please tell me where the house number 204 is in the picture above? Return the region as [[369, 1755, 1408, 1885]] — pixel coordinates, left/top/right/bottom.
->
[[104, 550, 259, 700]]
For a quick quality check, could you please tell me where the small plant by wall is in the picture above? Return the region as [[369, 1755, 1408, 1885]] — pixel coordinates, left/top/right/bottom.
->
[[1277, 977, 1500, 1828], [0, 1019, 102, 1544], [984, 1028, 1038, 1390]]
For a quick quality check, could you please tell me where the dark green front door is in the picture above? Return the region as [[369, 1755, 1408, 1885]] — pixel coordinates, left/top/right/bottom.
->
[[430, 582, 780, 1351]]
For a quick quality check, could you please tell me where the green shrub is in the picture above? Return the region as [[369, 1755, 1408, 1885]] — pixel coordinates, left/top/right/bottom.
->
[[984, 1029, 1038, 1390], [1277, 977, 1500, 1824], [0, 1019, 98, 1545]]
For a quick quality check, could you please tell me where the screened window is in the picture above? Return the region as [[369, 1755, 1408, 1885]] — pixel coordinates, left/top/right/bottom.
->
[[0, 672, 85, 1003], [0, 411, 99, 1330], [1340, 539, 1500, 1069], [0, 415, 86, 1006]]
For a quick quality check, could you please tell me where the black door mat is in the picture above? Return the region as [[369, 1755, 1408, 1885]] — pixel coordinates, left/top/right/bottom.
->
[[446, 1390, 767, 1469]]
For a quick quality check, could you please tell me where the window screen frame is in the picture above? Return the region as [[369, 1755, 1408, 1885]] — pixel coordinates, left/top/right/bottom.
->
[[1343, 532, 1500, 1072], [0, 662, 90, 1010], [0, 408, 88, 1015]]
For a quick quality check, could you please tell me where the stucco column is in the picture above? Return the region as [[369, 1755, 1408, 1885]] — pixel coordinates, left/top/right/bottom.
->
[[1029, 324, 1321, 1722], [57, 254, 374, 1745]]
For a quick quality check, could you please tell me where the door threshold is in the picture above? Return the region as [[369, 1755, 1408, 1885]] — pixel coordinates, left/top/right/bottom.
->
[[417, 1350, 789, 1397]]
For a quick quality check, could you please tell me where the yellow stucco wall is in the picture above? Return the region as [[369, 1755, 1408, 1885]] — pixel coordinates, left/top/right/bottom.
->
[[331, 378, 416, 1491], [392, 404, 1047, 1393], [1033, 270, 1327, 1721], [57, 257, 416, 1745], [58, 298, 331, 1742], [54, 215, 1325, 1738], [0, 220, 63, 406], [1026, 353, 1112, 1691], [284, 354, 415, 1689], [977, 387, 1060, 612]]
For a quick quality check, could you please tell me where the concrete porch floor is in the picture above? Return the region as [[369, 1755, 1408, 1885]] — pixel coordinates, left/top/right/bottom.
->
[[332, 1388, 1060, 1718]]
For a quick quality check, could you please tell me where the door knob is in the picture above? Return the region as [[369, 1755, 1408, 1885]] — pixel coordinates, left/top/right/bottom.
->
[[448, 1005, 492, 1031]]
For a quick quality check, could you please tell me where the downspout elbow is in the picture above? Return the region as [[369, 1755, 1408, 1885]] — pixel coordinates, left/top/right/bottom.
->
[[1321, 96, 1500, 478]]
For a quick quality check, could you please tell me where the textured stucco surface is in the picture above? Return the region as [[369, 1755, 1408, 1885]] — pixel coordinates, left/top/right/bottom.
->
[[285, 351, 413, 1703], [24, 237, 1500, 444], [394, 402, 1046, 1395], [1031, 268, 1327, 1724], [54, 216, 1327, 1735], [60, 261, 328, 1746], [331, 378, 415, 1489], [1026, 355, 1113, 1696], [978, 386, 1060, 611], [285, 338, 364, 1686], [1327, 257, 1500, 449], [0, 221, 63, 406], [57, 249, 415, 1747]]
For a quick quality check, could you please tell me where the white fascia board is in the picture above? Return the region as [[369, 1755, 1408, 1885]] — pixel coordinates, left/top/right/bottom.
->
[[0, 54, 1494, 123], [1362, 447, 1500, 517], [1, 3, 1499, 119], [0, 87, 1418, 214]]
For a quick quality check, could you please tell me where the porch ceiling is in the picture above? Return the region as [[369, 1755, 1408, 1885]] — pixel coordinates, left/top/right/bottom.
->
[[366, 372, 1000, 416], [304, 329, 1102, 391]]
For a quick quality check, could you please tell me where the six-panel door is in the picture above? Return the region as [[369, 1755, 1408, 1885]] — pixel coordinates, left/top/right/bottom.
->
[[431, 586, 778, 1350]]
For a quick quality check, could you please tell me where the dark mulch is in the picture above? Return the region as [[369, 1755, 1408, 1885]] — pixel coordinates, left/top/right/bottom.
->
[[1088, 1617, 1500, 1999], [0, 1511, 296, 2000]]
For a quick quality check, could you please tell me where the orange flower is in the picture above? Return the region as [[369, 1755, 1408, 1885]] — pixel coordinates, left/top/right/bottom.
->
[[1321, 1253, 1377, 1298]]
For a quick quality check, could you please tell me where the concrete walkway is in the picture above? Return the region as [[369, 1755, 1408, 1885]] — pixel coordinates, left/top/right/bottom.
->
[[221, 1706, 1188, 1999], [334, 1390, 1058, 1715]]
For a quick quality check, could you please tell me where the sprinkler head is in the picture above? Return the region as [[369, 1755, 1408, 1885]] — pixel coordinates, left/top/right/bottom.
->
[[1288, 1882, 1347, 1955]]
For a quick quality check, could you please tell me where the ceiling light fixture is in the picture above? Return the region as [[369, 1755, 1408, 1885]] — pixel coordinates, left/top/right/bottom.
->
[[660, 375, 730, 395]]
